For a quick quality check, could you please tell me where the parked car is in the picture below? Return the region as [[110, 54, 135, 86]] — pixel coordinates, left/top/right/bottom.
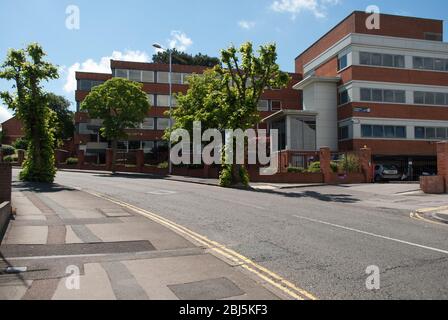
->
[[374, 164, 402, 182]]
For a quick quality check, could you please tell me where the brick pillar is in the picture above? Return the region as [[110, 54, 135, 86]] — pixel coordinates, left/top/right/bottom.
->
[[17, 149, 25, 167], [136, 150, 144, 172], [360, 147, 373, 183], [77, 150, 85, 170], [437, 141, 448, 193], [0, 163, 12, 204], [319, 147, 333, 184], [203, 164, 210, 178], [106, 149, 113, 171]]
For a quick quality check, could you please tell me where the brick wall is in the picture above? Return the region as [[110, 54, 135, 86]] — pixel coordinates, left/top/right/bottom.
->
[[0, 163, 12, 204], [1, 116, 24, 145]]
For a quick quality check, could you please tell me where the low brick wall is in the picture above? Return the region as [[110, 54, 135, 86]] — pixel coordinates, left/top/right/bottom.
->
[[249, 172, 324, 184], [0, 201, 11, 244], [326, 173, 367, 185], [420, 176, 446, 194]]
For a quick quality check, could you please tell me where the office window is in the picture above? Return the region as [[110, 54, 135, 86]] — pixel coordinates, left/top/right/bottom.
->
[[394, 55, 405, 68], [384, 90, 394, 103], [257, 100, 269, 111], [157, 71, 182, 84], [156, 95, 170, 107], [142, 71, 154, 83], [435, 59, 445, 71], [171, 72, 182, 84], [147, 94, 155, 106], [338, 54, 348, 70], [436, 93, 446, 105], [359, 52, 405, 68], [424, 58, 434, 70], [424, 92, 435, 105], [416, 126, 448, 140], [384, 126, 395, 138], [371, 53, 382, 66], [271, 100, 282, 111], [361, 125, 373, 137], [436, 128, 447, 139], [413, 57, 424, 70], [382, 54, 393, 67], [396, 126, 406, 138], [156, 118, 170, 130], [360, 88, 372, 101], [373, 125, 384, 137], [414, 91, 448, 105], [360, 52, 370, 65], [415, 127, 425, 139], [339, 90, 349, 105], [79, 80, 92, 91], [141, 118, 154, 130], [372, 89, 383, 102], [115, 69, 128, 79], [414, 91, 425, 104], [339, 126, 349, 140], [395, 91, 406, 103], [413, 56, 448, 71], [426, 127, 436, 139], [129, 70, 141, 82]]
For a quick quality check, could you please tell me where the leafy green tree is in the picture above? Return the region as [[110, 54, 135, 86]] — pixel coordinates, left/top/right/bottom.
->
[[0, 43, 58, 182], [81, 78, 150, 172], [170, 42, 290, 187], [153, 48, 220, 67], [46, 93, 75, 146]]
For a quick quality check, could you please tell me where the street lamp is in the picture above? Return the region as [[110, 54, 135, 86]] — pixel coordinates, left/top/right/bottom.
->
[[153, 43, 173, 175]]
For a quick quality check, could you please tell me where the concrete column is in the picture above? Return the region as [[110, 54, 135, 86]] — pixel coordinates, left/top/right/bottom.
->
[[136, 150, 144, 172], [106, 149, 113, 171], [0, 163, 12, 204], [17, 149, 25, 167], [437, 141, 448, 193], [319, 147, 333, 184], [360, 147, 373, 183], [77, 150, 85, 170]]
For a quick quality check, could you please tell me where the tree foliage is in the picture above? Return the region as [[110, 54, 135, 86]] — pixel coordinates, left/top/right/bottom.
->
[[169, 42, 290, 187], [81, 78, 150, 171], [46, 93, 75, 145], [152, 48, 220, 67], [0, 43, 58, 182]]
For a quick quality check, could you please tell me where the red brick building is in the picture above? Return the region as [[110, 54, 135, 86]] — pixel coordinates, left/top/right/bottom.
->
[[1, 116, 24, 145], [282, 11, 447, 178]]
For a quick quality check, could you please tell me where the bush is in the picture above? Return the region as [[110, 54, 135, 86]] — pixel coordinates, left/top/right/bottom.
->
[[239, 166, 250, 187], [287, 167, 305, 173], [219, 165, 233, 187], [13, 138, 28, 151], [1, 144, 15, 157], [157, 161, 169, 169], [66, 157, 78, 165], [3, 154, 18, 163], [307, 161, 338, 173], [337, 154, 361, 173]]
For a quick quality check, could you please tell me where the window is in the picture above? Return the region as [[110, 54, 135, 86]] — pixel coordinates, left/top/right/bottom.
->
[[360, 88, 406, 103], [171, 72, 182, 84], [147, 94, 155, 106], [413, 56, 448, 71], [115, 69, 128, 78], [416, 127, 448, 140], [339, 126, 349, 140], [129, 70, 141, 82], [142, 71, 154, 83], [362, 125, 406, 139], [413, 57, 424, 70], [435, 59, 445, 71], [78, 80, 104, 91], [414, 91, 448, 106], [257, 100, 269, 111], [424, 58, 434, 70], [359, 52, 405, 68], [271, 100, 282, 111], [156, 95, 170, 107], [156, 118, 170, 130], [142, 141, 155, 154], [339, 90, 350, 105], [141, 118, 154, 130], [338, 54, 348, 70], [157, 71, 183, 84]]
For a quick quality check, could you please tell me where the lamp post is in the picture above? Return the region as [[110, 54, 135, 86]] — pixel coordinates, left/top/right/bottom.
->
[[153, 43, 173, 175]]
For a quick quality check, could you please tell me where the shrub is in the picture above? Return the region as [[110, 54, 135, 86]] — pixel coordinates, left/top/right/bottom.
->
[[338, 154, 361, 173], [13, 138, 28, 151], [1, 144, 15, 157], [3, 154, 18, 163], [307, 161, 338, 173], [157, 161, 169, 169], [219, 165, 233, 187], [287, 167, 305, 173], [239, 166, 250, 187], [66, 157, 78, 165]]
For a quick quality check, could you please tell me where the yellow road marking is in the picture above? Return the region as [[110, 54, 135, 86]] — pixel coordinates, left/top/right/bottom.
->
[[85, 190, 317, 300], [417, 206, 448, 214], [410, 212, 448, 227]]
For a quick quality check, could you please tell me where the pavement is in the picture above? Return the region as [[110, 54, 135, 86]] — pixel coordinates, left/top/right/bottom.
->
[[3, 169, 448, 300], [0, 182, 299, 300]]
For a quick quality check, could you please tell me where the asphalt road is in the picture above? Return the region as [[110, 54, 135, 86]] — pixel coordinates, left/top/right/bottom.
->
[[13, 169, 448, 300]]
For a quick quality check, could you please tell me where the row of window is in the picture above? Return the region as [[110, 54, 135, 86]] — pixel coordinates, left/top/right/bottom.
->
[[413, 57, 448, 72], [116, 140, 168, 154], [360, 88, 406, 104], [78, 80, 105, 91], [360, 52, 405, 68], [114, 69, 191, 85], [361, 125, 407, 139], [257, 100, 282, 112], [147, 94, 177, 107], [415, 126, 448, 140], [414, 91, 448, 106], [140, 117, 170, 131]]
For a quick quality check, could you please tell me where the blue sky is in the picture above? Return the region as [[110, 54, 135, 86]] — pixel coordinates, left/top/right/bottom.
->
[[1, 0, 447, 122]]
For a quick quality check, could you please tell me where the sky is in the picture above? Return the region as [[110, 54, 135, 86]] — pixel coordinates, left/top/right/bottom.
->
[[1, 0, 447, 123]]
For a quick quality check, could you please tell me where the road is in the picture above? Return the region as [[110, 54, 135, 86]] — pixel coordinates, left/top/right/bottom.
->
[[14, 169, 448, 299]]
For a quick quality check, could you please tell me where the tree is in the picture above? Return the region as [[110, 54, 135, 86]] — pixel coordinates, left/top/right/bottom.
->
[[152, 48, 220, 67], [81, 78, 150, 172], [0, 43, 58, 183], [170, 42, 290, 187], [46, 93, 75, 146]]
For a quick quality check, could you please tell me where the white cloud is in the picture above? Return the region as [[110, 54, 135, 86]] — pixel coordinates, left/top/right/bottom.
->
[[0, 104, 12, 123], [238, 20, 256, 30], [270, 0, 340, 19], [167, 31, 193, 52], [63, 50, 150, 93]]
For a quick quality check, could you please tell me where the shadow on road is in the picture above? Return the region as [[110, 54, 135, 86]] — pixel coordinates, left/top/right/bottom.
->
[[252, 189, 361, 203], [12, 181, 76, 193]]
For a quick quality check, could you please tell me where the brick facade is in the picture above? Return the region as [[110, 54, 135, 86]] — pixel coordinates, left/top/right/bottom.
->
[[0, 163, 12, 204], [1, 116, 24, 145]]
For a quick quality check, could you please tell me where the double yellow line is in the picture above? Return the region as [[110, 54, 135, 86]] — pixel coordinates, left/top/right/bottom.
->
[[86, 190, 317, 301], [411, 206, 448, 227]]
